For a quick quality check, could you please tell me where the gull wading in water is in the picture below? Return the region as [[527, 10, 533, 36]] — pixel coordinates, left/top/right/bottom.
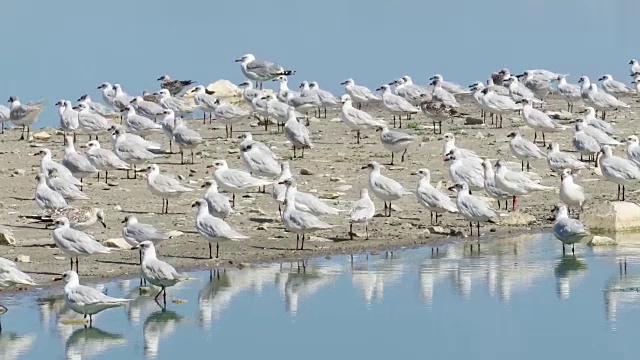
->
[[349, 188, 375, 240], [598, 145, 640, 201], [449, 182, 499, 237], [137, 241, 186, 308], [235, 53, 295, 89], [145, 164, 193, 214], [363, 162, 412, 217], [192, 199, 248, 259], [54, 270, 132, 326], [552, 204, 590, 255], [413, 168, 458, 224], [52, 217, 111, 274]]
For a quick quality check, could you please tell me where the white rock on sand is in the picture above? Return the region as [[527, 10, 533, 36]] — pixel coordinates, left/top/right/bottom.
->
[[588, 235, 616, 246], [103, 238, 132, 250], [583, 201, 640, 232]]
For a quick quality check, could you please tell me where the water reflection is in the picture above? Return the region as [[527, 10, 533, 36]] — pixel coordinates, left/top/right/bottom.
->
[[6, 232, 640, 359], [65, 326, 126, 360]]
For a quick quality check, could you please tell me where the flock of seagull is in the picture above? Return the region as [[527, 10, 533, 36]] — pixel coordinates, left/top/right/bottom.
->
[[2, 53, 640, 328]]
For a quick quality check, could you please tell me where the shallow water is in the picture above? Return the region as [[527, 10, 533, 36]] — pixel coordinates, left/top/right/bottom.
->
[[3, 233, 640, 359]]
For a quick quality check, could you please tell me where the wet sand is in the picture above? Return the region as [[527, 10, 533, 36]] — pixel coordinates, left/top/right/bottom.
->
[[0, 92, 637, 290]]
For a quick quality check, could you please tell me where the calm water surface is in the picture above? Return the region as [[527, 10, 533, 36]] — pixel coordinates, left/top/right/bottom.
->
[[2, 233, 640, 359]]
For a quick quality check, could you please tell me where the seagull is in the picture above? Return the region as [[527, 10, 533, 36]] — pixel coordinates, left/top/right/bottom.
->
[[52, 217, 111, 274], [494, 159, 553, 210], [429, 74, 469, 95], [479, 88, 522, 128], [0, 257, 36, 287], [122, 106, 162, 136], [429, 78, 460, 108], [61, 136, 98, 181], [376, 84, 419, 128], [554, 75, 581, 112], [137, 241, 186, 308], [574, 118, 621, 147], [97, 82, 116, 106], [191, 85, 218, 123], [111, 126, 162, 178], [238, 132, 278, 160], [349, 188, 375, 240], [442, 133, 480, 160], [192, 199, 248, 259], [363, 161, 411, 217], [521, 71, 552, 102], [172, 117, 204, 164], [272, 162, 292, 219], [286, 80, 321, 115], [42, 206, 106, 230], [503, 76, 542, 104], [54, 270, 131, 326], [392, 76, 431, 105], [8, 96, 44, 140], [546, 143, 589, 173], [130, 96, 164, 122], [278, 177, 342, 216], [237, 81, 263, 107], [158, 109, 177, 152], [73, 102, 110, 140], [559, 169, 586, 213], [111, 84, 134, 113], [0, 104, 9, 134], [122, 215, 171, 250], [211, 98, 251, 138], [209, 159, 272, 206], [240, 141, 280, 179], [279, 179, 334, 250], [413, 168, 458, 224], [157, 75, 195, 96], [56, 100, 79, 140], [145, 164, 193, 214], [45, 168, 90, 201], [35, 173, 68, 210], [377, 125, 416, 165], [283, 106, 313, 158], [85, 140, 131, 183], [598, 145, 640, 201], [519, 98, 567, 145], [481, 159, 511, 210], [507, 131, 547, 171], [339, 94, 386, 144], [235, 53, 295, 89], [581, 107, 618, 135], [572, 123, 601, 162], [449, 182, 498, 237], [156, 89, 198, 116], [630, 59, 640, 75], [599, 74, 635, 95], [552, 204, 590, 255], [201, 180, 233, 219], [581, 82, 629, 120], [444, 149, 485, 191], [77, 93, 116, 117], [36, 148, 81, 186], [341, 78, 380, 109], [625, 135, 640, 168]]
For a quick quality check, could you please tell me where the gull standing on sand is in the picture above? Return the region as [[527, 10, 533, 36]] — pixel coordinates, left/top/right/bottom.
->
[[341, 78, 380, 109], [273, 162, 292, 218], [494, 159, 553, 210], [480, 88, 521, 128], [309, 81, 339, 118], [235, 53, 295, 89], [201, 180, 233, 218], [377, 84, 418, 127], [240, 141, 280, 179], [349, 188, 375, 240], [158, 109, 177, 152], [429, 74, 468, 95], [239, 132, 278, 159], [574, 118, 621, 147], [85, 140, 131, 183], [56, 100, 79, 140], [138, 241, 186, 307], [52, 217, 110, 273], [339, 94, 386, 144], [284, 106, 313, 158], [279, 179, 334, 250], [378, 125, 416, 165], [112, 84, 134, 113], [481, 159, 511, 210], [414, 169, 458, 224], [191, 85, 218, 123], [237, 81, 262, 106], [157, 75, 195, 96], [37, 149, 81, 186], [546, 143, 589, 173], [43, 206, 106, 230], [9, 96, 44, 140], [599, 74, 635, 95], [554, 75, 582, 112], [122, 106, 162, 136], [444, 149, 485, 191], [145, 164, 193, 214], [73, 103, 110, 140], [111, 127, 161, 178], [62, 136, 98, 181], [130, 96, 164, 122], [625, 135, 640, 168], [630, 59, 640, 75], [211, 98, 251, 138], [581, 107, 618, 135], [156, 89, 198, 116], [508, 131, 547, 171], [559, 169, 586, 213], [35, 173, 68, 210], [209, 159, 272, 206], [77, 94, 116, 117], [442, 133, 480, 160], [55, 271, 131, 326], [449, 182, 498, 237], [552, 204, 590, 255], [45, 168, 89, 201], [172, 117, 204, 164], [363, 162, 411, 217], [392, 76, 431, 105], [97, 83, 116, 106], [284, 80, 321, 115], [581, 82, 629, 120], [572, 123, 601, 162], [519, 98, 566, 145], [0, 103, 9, 134], [430, 78, 460, 108], [278, 177, 342, 216], [503, 76, 542, 104], [598, 145, 640, 201], [108, 125, 163, 153], [521, 71, 552, 101], [192, 199, 248, 259]]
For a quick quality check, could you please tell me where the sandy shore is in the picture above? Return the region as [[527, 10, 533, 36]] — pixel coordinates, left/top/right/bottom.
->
[[0, 92, 637, 291]]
